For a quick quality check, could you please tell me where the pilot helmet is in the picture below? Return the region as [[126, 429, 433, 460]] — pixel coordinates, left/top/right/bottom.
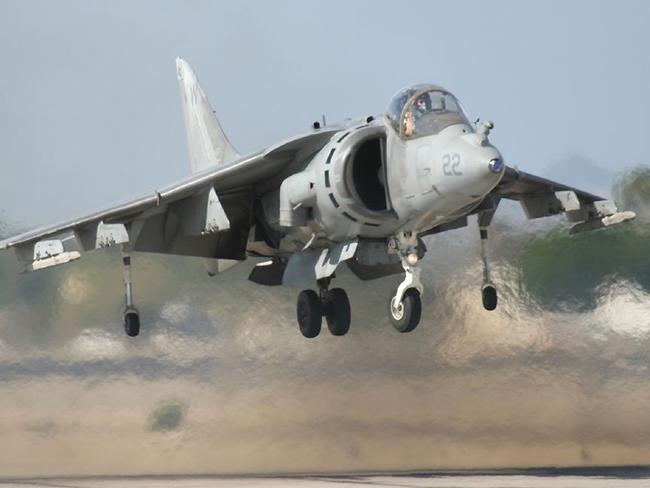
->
[[413, 94, 431, 113]]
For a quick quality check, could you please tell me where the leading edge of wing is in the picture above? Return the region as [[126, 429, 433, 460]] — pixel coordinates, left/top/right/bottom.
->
[[0, 152, 265, 250], [0, 127, 341, 250], [498, 166, 605, 203]]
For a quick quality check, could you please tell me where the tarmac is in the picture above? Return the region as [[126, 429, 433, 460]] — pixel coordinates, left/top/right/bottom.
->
[[3, 472, 650, 488]]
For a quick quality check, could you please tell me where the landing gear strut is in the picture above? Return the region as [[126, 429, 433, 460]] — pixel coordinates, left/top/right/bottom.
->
[[122, 251, 140, 337], [479, 225, 498, 311], [297, 278, 351, 338], [388, 232, 423, 333]]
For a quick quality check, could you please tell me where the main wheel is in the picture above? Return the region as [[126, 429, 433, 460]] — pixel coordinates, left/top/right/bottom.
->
[[297, 290, 322, 338], [324, 288, 351, 336], [482, 284, 498, 311], [388, 288, 421, 333], [124, 309, 140, 337]]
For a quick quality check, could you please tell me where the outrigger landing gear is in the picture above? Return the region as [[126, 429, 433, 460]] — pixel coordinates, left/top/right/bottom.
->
[[121, 251, 140, 337], [388, 232, 423, 333], [297, 278, 351, 338], [479, 225, 498, 311]]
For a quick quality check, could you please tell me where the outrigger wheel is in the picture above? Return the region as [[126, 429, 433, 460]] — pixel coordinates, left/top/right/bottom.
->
[[121, 251, 141, 337], [482, 284, 498, 311], [123, 308, 141, 337], [389, 287, 422, 333]]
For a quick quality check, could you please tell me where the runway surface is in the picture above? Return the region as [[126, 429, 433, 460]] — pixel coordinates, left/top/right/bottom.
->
[[3, 471, 650, 488]]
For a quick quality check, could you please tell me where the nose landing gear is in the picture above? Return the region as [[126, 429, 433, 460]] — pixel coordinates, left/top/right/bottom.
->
[[296, 278, 351, 338], [388, 232, 423, 333], [389, 287, 421, 333]]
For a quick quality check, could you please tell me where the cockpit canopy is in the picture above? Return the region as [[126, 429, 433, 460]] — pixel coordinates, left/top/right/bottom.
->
[[385, 84, 471, 139]]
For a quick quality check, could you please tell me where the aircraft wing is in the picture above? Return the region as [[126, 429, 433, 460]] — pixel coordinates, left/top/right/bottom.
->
[[0, 128, 339, 272], [492, 166, 635, 232], [497, 166, 603, 203]]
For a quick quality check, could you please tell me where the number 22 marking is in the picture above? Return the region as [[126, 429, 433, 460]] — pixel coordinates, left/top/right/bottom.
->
[[442, 153, 463, 176]]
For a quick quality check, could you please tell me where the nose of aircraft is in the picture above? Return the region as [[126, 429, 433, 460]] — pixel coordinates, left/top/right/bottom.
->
[[445, 133, 504, 197]]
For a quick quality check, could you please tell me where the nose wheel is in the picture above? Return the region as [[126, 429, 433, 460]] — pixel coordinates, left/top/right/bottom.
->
[[387, 232, 424, 333], [296, 279, 351, 338], [389, 287, 421, 333]]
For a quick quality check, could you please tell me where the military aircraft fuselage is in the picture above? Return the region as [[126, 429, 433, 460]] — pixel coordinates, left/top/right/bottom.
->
[[273, 84, 504, 246]]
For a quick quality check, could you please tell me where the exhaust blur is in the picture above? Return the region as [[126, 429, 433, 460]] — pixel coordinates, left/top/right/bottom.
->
[[0, 168, 649, 477]]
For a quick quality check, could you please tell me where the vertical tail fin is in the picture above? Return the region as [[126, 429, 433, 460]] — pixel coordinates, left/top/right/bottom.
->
[[176, 58, 239, 173]]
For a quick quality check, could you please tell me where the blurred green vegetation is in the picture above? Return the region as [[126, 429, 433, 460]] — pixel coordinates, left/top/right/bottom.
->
[[517, 224, 650, 311], [147, 400, 187, 432], [613, 166, 650, 221], [518, 166, 650, 311]]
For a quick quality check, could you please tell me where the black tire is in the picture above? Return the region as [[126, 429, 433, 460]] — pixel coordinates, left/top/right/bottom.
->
[[124, 310, 140, 337], [388, 288, 421, 333], [482, 284, 498, 311], [297, 290, 322, 338], [325, 288, 351, 336]]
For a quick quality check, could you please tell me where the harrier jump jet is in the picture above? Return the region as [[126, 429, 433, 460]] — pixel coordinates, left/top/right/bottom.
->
[[0, 59, 635, 338]]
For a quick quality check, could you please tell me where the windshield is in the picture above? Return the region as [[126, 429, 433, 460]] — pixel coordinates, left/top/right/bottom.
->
[[385, 85, 470, 139]]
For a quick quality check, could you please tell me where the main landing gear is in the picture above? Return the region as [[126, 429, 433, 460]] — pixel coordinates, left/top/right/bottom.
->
[[297, 277, 351, 338], [479, 224, 498, 311], [388, 232, 423, 333], [121, 251, 140, 337]]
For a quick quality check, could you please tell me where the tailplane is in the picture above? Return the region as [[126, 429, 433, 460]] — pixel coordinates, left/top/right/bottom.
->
[[176, 58, 239, 173]]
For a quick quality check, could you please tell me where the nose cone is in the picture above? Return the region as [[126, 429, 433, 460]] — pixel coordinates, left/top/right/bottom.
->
[[448, 134, 504, 196], [442, 133, 505, 199]]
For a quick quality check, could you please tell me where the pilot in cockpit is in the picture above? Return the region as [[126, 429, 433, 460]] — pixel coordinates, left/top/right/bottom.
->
[[391, 85, 470, 139], [404, 94, 431, 137], [403, 110, 416, 137], [413, 94, 431, 119]]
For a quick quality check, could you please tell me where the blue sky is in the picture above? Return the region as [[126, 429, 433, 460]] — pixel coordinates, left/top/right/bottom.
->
[[1, 0, 649, 225]]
